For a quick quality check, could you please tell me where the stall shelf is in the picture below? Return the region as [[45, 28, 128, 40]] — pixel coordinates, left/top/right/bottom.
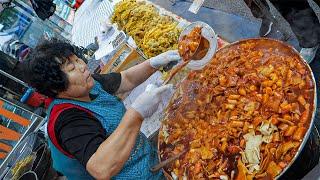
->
[[0, 97, 44, 179]]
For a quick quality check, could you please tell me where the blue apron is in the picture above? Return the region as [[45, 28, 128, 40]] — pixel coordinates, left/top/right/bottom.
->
[[46, 81, 162, 180]]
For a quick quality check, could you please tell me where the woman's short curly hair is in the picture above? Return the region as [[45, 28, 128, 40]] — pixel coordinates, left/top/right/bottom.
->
[[23, 39, 76, 98]]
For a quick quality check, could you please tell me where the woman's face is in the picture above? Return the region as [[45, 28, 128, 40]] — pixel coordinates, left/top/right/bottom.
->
[[58, 54, 94, 100]]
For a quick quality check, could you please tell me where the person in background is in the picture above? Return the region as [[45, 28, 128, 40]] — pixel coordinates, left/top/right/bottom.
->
[[30, 0, 56, 21], [244, 0, 320, 63], [0, 0, 13, 9], [23, 39, 180, 179]]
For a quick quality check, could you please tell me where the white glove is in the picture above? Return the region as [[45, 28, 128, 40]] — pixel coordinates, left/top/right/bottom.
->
[[149, 50, 181, 69], [131, 84, 173, 119]]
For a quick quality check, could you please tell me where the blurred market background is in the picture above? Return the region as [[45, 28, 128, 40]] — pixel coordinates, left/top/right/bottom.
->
[[0, 0, 320, 179]]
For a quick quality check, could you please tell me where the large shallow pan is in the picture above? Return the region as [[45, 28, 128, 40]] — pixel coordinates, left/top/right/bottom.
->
[[158, 38, 317, 179]]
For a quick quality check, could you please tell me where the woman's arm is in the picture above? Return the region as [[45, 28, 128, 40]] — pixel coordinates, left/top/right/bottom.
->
[[116, 59, 156, 94], [116, 50, 180, 94], [86, 108, 143, 179], [86, 84, 172, 179]]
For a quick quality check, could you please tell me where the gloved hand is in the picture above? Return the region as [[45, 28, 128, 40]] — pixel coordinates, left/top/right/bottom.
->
[[131, 84, 173, 119], [149, 50, 181, 69]]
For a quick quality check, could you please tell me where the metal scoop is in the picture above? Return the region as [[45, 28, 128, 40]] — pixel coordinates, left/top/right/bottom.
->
[[163, 35, 209, 85], [150, 149, 188, 172]]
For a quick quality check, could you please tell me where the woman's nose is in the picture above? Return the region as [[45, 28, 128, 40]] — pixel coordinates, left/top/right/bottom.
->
[[79, 64, 86, 72]]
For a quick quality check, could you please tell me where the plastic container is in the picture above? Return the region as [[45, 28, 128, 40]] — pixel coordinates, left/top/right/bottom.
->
[[3, 132, 52, 180], [18, 171, 38, 180], [179, 21, 218, 70]]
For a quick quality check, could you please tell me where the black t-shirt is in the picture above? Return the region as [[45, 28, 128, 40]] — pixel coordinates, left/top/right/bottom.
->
[[54, 72, 121, 167]]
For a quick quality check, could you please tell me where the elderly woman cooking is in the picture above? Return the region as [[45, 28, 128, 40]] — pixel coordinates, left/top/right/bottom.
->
[[23, 39, 180, 179]]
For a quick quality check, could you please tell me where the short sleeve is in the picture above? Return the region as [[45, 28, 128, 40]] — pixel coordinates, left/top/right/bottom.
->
[[92, 73, 121, 94], [55, 108, 107, 167]]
